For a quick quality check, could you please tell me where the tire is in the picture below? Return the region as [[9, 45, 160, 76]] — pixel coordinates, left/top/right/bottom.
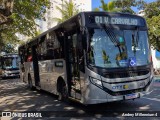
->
[[58, 82, 69, 102]]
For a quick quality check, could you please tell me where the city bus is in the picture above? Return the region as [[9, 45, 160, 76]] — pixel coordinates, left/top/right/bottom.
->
[[18, 12, 154, 104], [0, 53, 20, 79]]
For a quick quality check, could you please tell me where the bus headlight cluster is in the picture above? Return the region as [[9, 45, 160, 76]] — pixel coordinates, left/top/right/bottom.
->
[[90, 77, 102, 87]]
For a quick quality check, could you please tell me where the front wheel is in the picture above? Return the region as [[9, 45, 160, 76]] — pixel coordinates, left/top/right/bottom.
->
[[58, 83, 69, 102]]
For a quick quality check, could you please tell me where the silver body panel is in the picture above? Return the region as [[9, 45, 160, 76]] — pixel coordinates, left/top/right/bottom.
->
[[81, 67, 154, 104], [23, 59, 66, 95], [38, 59, 66, 94]]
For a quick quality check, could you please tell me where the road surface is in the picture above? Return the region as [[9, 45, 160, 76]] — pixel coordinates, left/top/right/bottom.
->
[[0, 76, 160, 120]]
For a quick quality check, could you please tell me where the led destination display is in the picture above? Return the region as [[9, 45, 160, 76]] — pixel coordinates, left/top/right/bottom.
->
[[89, 15, 145, 26]]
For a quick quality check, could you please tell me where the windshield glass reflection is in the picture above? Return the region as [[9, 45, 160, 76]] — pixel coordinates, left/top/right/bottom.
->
[[87, 28, 150, 68], [3, 57, 19, 69]]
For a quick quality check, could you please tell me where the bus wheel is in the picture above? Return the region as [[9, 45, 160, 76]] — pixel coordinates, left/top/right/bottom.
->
[[58, 82, 68, 102]]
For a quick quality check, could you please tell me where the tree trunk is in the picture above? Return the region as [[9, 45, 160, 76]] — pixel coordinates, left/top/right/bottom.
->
[[0, 0, 14, 25]]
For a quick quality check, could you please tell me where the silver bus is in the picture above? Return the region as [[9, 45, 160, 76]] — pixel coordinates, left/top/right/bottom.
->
[[0, 53, 20, 79], [18, 12, 154, 104]]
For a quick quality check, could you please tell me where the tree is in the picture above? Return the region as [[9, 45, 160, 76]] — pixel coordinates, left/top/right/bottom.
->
[[0, 0, 14, 25], [5, 0, 50, 36], [113, 0, 139, 14], [0, 30, 20, 53], [93, 0, 118, 12], [93, 0, 145, 14], [0, 0, 50, 53], [143, 0, 160, 50], [143, 0, 160, 18], [53, 0, 79, 24]]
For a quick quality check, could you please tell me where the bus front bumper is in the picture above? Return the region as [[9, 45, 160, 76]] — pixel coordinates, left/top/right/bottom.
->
[[82, 76, 154, 105]]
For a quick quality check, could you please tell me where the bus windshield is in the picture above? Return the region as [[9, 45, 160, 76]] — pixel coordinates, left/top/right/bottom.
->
[[87, 28, 150, 68], [3, 57, 19, 69]]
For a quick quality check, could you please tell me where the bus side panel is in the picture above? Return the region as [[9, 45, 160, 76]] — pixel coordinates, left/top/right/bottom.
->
[[38, 60, 50, 91], [51, 59, 67, 94], [38, 59, 67, 94]]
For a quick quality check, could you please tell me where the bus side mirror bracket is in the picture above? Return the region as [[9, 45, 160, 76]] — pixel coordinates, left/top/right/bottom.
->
[[82, 32, 87, 50], [80, 27, 87, 50], [77, 32, 87, 50]]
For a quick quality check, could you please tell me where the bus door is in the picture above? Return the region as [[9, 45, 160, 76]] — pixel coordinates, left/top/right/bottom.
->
[[67, 33, 82, 100]]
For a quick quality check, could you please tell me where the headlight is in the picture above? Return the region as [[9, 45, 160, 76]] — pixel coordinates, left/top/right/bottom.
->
[[90, 77, 102, 87]]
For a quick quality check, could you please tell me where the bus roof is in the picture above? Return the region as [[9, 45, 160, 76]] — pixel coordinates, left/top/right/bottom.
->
[[18, 11, 145, 49]]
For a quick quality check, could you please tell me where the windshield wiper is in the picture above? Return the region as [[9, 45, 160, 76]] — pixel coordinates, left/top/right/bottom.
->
[[132, 27, 139, 53], [102, 25, 120, 46], [102, 25, 123, 57], [135, 26, 139, 46]]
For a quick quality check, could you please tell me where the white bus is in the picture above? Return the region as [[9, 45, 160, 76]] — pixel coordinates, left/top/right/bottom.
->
[[0, 53, 20, 79], [18, 12, 154, 104]]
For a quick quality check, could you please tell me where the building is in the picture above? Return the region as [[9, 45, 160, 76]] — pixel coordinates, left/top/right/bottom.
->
[[37, 0, 92, 32]]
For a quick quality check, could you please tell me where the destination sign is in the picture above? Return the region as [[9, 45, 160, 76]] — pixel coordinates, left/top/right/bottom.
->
[[89, 15, 145, 26]]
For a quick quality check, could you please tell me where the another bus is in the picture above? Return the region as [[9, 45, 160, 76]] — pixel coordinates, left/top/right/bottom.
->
[[18, 12, 154, 104], [0, 53, 20, 79]]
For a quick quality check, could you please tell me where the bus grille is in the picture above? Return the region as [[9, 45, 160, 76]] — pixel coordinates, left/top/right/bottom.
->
[[103, 70, 150, 78]]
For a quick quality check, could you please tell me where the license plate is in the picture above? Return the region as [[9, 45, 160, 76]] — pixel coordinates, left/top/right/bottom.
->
[[125, 93, 138, 100]]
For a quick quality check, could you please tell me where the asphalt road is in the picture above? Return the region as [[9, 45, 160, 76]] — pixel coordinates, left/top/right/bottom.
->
[[0, 76, 160, 120]]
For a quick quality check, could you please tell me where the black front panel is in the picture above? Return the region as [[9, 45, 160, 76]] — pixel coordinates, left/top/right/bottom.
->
[[88, 64, 151, 79]]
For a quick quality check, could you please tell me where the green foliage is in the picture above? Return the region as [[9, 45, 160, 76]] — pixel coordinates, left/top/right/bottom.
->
[[0, 0, 50, 53], [113, 0, 139, 14], [93, 0, 146, 14], [10, 0, 50, 36], [93, 8, 100, 11], [146, 16, 160, 51], [144, 1, 160, 18], [99, 0, 108, 11], [0, 31, 20, 53], [108, 1, 114, 11], [94, 0, 118, 12], [93, 0, 143, 13], [53, 0, 79, 24], [143, 0, 160, 50]]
